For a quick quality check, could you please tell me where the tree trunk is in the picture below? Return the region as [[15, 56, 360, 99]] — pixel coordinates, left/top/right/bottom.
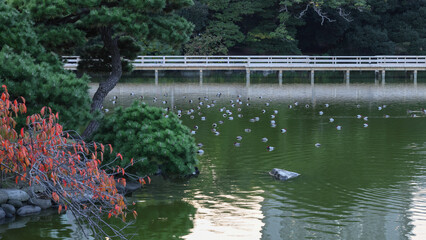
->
[[82, 27, 122, 139]]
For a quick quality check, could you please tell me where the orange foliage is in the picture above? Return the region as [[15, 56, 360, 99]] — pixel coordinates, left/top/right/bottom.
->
[[0, 85, 129, 222]]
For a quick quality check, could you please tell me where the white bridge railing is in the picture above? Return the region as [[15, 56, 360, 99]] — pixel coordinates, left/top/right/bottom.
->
[[63, 55, 426, 70]]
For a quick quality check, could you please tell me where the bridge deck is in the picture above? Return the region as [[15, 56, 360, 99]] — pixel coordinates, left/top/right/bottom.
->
[[63, 55, 426, 71]]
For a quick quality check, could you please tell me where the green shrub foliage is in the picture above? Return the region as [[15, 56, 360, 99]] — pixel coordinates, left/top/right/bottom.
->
[[93, 101, 199, 178]]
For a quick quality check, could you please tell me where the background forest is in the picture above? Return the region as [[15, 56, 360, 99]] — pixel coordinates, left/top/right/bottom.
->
[[180, 0, 426, 56]]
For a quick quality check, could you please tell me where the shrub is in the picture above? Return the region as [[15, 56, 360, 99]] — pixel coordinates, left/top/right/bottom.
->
[[93, 101, 199, 178]]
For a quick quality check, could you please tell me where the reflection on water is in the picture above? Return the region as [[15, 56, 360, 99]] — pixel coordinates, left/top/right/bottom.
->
[[2, 83, 426, 239], [183, 190, 264, 240]]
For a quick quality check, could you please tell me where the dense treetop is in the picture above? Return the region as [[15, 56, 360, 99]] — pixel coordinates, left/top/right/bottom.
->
[[181, 0, 425, 55]]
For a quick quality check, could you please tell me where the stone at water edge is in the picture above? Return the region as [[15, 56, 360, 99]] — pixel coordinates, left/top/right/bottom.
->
[[0, 190, 8, 204], [17, 205, 41, 216], [0, 208, 5, 219], [3, 189, 30, 202], [7, 199, 23, 208], [269, 168, 300, 181], [29, 198, 52, 209], [1, 204, 16, 218]]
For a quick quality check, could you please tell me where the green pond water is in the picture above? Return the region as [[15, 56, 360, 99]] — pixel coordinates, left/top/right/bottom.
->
[[1, 82, 426, 240]]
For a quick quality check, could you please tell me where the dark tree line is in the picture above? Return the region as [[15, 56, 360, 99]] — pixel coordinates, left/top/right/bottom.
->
[[181, 0, 425, 55]]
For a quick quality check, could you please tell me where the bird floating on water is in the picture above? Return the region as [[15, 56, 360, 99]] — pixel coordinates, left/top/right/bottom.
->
[[319, 111, 324, 116], [267, 146, 274, 151], [281, 129, 287, 133], [329, 118, 334, 123], [336, 125, 342, 130], [315, 143, 321, 147], [262, 137, 268, 142]]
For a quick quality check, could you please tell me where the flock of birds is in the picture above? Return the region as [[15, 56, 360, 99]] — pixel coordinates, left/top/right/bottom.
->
[[105, 92, 426, 155]]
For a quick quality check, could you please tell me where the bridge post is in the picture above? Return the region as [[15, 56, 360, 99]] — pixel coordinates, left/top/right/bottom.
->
[[310, 70, 315, 85], [414, 70, 418, 86], [345, 70, 350, 85], [278, 70, 283, 86], [199, 70, 203, 86], [246, 69, 250, 87], [155, 70, 158, 85], [381, 70, 386, 85], [374, 70, 379, 85]]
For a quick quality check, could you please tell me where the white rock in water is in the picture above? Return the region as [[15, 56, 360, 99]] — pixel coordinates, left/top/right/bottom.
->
[[269, 168, 300, 181]]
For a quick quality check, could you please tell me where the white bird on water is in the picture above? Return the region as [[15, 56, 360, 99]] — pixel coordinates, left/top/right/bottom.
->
[[319, 111, 324, 116], [336, 125, 342, 130], [267, 146, 274, 151], [281, 128, 287, 133], [262, 137, 268, 142], [329, 118, 334, 123], [315, 143, 321, 147]]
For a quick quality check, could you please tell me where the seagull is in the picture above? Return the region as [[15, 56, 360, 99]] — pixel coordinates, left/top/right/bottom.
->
[[236, 136, 242, 141], [357, 115, 362, 119], [234, 142, 241, 147], [249, 118, 255, 122], [238, 114, 243, 118], [191, 130, 196, 135], [212, 123, 217, 127], [319, 111, 324, 116], [363, 123, 368, 128], [228, 117, 234, 120], [262, 138, 268, 142], [255, 117, 260, 121], [201, 117, 206, 121], [214, 131, 220, 136], [363, 116, 368, 121], [197, 143, 203, 147], [315, 143, 321, 147], [281, 129, 287, 133], [271, 115, 276, 119], [329, 118, 335, 123], [273, 110, 278, 114], [336, 125, 342, 130], [378, 106, 382, 111], [194, 125, 199, 130], [325, 103, 329, 108], [197, 149, 204, 155], [244, 128, 252, 133], [262, 109, 266, 114]]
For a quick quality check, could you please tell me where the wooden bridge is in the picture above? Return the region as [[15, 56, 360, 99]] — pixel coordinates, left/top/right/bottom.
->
[[63, 56, 426, 85]]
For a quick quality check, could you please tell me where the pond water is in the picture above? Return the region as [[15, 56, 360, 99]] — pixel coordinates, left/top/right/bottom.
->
[[1, 83, 426, 239]]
